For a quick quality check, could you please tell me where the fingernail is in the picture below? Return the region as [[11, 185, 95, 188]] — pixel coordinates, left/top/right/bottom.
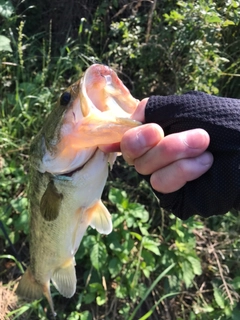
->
[[134, 124, 163, 149], [122, 129, 147, 164], [135, 129, 147, 148], [183, 129, 209, 149], [197, 152, 213, 166]]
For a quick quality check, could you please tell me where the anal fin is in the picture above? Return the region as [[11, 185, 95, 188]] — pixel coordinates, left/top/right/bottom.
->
[[51, 258, 76, 298]]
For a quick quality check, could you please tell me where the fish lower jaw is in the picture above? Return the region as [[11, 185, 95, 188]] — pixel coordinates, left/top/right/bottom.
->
[[55, 164, 84, 179], [54, 148, 100, 180]]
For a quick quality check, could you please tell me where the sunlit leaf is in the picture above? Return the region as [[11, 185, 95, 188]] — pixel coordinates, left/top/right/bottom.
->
[[142, 237, 160, 256], [90, 242, 107, 270], [0, 0, 14, 18], [182, 261, 194, 288], [96, 291, 106, 305], [223, 19, 235, 26], [205, 15, 222, 23], [213, 283, 225, 309], [0, 35, 12, 52], [187, 256, 202, 275]]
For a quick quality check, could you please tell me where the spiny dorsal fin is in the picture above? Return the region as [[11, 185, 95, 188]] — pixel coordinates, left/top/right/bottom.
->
[[51, 258, 76, 298], [40, 180, 63, 221], [88, 200, 112, 235]]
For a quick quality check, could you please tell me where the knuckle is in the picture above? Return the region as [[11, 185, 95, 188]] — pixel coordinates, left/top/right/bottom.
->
[[175, 160, 189, 179], [134, 159, 149, 175]]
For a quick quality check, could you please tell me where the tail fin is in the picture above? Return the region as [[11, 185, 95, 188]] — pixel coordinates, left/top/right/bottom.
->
[[16, 267, 56, 317], [16, 267, 43, 301]]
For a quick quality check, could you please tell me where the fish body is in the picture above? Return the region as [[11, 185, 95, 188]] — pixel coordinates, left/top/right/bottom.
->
[[16, 64, 140, 315]]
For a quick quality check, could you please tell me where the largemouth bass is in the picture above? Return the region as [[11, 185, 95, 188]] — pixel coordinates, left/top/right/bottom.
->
[[16, 64, 140, 315]]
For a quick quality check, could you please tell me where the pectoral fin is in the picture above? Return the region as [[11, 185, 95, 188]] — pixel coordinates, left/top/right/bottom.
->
[[52, 258, 76, 298], [87, 200, 112, 235], [40, 181, 63, 221]]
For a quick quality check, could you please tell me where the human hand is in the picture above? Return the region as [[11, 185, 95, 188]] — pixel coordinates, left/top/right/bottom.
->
[[120, 124, 213, 193], [99, 98, 213, 194]]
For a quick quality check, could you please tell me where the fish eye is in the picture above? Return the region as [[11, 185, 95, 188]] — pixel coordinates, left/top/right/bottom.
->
[[60, 92, 71, 106]]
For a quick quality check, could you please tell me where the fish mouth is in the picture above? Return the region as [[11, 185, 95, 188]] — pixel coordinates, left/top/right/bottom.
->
[[82, 64, 139, 116], [54, 149, 98, 180], [59, 164, 84, 178]]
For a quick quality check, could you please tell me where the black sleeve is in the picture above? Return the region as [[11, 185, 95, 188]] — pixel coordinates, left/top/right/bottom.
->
[[143, 91, 240, 220]]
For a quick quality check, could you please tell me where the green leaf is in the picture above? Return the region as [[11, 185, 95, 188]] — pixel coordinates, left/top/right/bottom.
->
[[0, 35, 12, 52], [108, 237, 122, 252], [115, 285, 127, 298], [80, 311, 92, 320], [10, 197, 28, 213], [232, 304, 240, 320], [223, 19, 235, 27], [67, 311, 92, 320], [112, 213, 125, 228], [141, 250, 155, 269], [187, 256, 202, 276], [213, 283, 225, 309], [232, 276, 240, 289], [90, 242, 107, 270], [0, 0, 14, 18], [109, 257, 122, 277], [83, 235, 97, 248], [164, 10, 184, 22], [128, 203, 149, 222], [96, 291, 106, 306], [109, 187, 126, 205], [205, 15, 222, 24], [89, 282, 103, 292], [182, 261, 194, 288], [14, 211, 29, 235], [130, 231, 142, 241], [142, 237, 160, 256], [83, 292, 95, 304]]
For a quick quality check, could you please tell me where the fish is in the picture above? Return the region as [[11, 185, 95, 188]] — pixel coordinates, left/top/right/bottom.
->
[[16, 64, 141, 315]]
